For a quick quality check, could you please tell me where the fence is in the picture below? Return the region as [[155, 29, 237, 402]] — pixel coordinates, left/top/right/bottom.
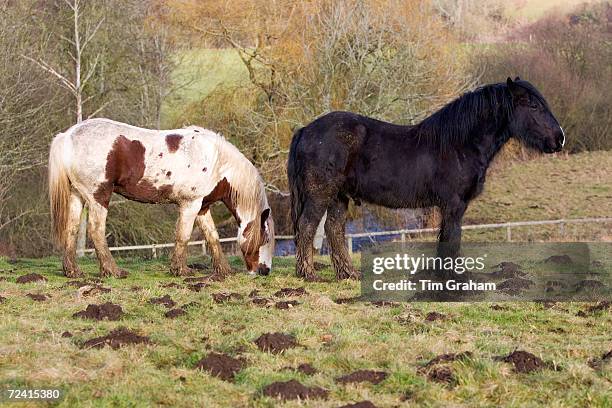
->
[[83, 217, 612, 257]]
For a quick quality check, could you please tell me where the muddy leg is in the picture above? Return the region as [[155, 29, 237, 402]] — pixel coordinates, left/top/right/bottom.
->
[[326, 196, 360, 280], [295, 200, 328, 281], [170, 200, 200, 276], [88, 201, 127, 278], [195, 211, 232, 276], [62, 191, 84, 278]]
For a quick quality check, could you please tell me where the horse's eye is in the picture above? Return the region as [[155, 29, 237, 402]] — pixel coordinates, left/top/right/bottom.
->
[[530, 103, 538, 111]]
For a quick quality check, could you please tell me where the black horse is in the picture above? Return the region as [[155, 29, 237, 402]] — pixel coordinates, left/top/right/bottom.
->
[[288, 78, 565, 281]]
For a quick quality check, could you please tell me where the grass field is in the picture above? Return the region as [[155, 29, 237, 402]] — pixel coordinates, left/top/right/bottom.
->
[[1, 255, 610, 407]]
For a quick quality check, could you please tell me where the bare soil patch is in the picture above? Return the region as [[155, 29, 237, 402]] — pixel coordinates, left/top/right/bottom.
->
[[335, 297, 359, 304], [336, 370, 388, 385], [187, 263, 209, 271], [77, 285, 111, 297], [296, 363, 317, 375], [339, 402, 377, 408], [26, 293, 48, 301], [212, 292, 242, 303], [252, 297, 273, 307], [275, 300, 299, 309], [61, 331, 73, 338], [494, 350, 548, 373], [183, 276, 208, 283], [165, 308, 186, 319], [187, 283, 206, 292], [371, 301, 399, 307], [73, 302, 124, 321], [149, 295, 176, 308], [161, 282, 182, 288], [254, 332, 298, 354], [427, 365, 454, 384], [422, 352, 473, 368], [498, 277, 534, 295], [195, 352, 245, 381], [81, 327, 151, 349], [490, 304, 509, 311], [262, 379, 328, 401], [588, 350, 612, 370], [425, 312, 446, 321], [274, 287, 307, 297], [0, 295, 6, 303], [16, 273, 47, 284]]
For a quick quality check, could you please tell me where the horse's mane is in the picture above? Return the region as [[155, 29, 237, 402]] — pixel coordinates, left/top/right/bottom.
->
[[212, 133, 270, 250], [416, 81, 545, 151]]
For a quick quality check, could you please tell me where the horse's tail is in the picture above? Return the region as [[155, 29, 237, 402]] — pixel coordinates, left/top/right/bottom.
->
[[48, 131, 73, 248], [287, 127, 305, 235]]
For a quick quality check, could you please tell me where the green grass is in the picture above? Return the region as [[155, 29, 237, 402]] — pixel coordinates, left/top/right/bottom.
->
[[162, 48, 248, 127], [1, 255, 610, 407]]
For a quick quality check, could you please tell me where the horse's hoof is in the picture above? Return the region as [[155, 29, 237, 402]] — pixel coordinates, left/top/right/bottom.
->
[[337, 270, 361, 280]]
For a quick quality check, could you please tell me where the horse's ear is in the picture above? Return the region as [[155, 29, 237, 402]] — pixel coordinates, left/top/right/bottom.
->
[[507, 77, 527, 98], [514, 76, 521, 81], [260, 208, 270, 229]]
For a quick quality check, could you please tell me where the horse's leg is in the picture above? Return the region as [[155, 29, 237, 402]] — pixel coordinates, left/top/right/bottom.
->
[[437, 198, 468, 274], [295, 199, 328, 281], [62, 191, 85, 278], [170, 200, 200, 276], [325, 195, 360, 280], [195, 211, 232, 276], [88, 201, 127, 278]]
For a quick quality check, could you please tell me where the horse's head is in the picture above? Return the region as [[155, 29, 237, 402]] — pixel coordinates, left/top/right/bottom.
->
[[506, 77, 564, 153], [237, 208, 275, 276]]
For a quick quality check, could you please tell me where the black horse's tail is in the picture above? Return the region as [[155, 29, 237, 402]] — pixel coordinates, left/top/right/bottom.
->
[[287, 127, 305, 235]]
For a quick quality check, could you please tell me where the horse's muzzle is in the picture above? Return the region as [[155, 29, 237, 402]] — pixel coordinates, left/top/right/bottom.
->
[[257, 264, 270, 276]]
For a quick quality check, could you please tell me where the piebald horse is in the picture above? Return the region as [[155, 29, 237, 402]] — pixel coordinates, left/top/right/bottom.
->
[[48, 118, 274, 278]]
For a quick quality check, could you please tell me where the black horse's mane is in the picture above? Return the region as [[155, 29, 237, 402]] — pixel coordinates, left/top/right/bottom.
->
[[416, 81, 545, 151]]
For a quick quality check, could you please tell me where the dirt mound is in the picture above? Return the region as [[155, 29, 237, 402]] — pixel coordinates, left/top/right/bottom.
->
[[0, 295, 6, 303], [491, 262, 526, 279], [61, 331, 73, 338], [339, 402, 377, 408], [576, 280, 605, 291], [212, 292, 242, 303], [254, 332, 298, 354], [161, 282, 182, 288], [149, 295, 176, 308], [26, 293, 48, 301], [195, 352, 245, 381], [187, 283, 206, 292], [371, 301, 399, 307], [545, 255, 573, 264], [183, 276, 208, 283], [252, 297, 273, 307], [165, 308, 186, 319], [425, 312, 446, 321], [427, 365, 454, 383], [274, 287, 307, 297], [335, 297, 359, 304], [187, 263, 209, 270], [422, 352, 473, 368], [490, 304, 509, 311], [82, 327, 151, 349], [296, 363, 317, 375], [588, 349, 612, 370], [77, 285, 111, 297], [65, 279, 101, 288], [262, 379, 328, 401], [73, 302, 124, 321], [495, 350, 546, 373], [577, 301, 610, 317], [16, 273, 47, 284], [336, 370, 388, 385], [275, 300, 299, 309], [498, 278, 534, 295]]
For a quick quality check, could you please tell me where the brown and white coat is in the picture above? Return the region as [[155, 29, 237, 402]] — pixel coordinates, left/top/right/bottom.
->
[[48, 118, 274, 278]]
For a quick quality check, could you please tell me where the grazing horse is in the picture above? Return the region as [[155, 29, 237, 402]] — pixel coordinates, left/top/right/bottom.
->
[[49, 118, 274, 278], [288, 78, 564, 281]]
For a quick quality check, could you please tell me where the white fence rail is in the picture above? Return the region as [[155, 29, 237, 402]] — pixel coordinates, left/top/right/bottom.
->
[[83, 217, 612, 257]]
